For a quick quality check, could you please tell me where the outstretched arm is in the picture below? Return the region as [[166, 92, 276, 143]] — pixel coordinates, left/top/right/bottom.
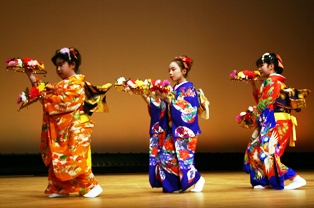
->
[[254, 78, 281, 114], [141, 94, 150, 105], [24, 68, 38, 87]]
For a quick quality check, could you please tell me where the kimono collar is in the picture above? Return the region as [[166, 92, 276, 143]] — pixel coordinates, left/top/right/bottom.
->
[[173, 81, 188, 90], [269, 73, 286, 83]]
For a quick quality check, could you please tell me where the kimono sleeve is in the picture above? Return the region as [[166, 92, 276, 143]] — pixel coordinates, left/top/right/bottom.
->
[[170, 86, 199, 125], [255, 78, 281, 114], [44, 79, 85, 115], [149, 97, 167, 133]]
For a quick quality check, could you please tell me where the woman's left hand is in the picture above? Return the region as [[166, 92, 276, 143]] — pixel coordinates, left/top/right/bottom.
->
[[155, 90, 171, 104]]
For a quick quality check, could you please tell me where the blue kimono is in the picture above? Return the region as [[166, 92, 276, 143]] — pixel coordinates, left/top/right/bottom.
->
[[148, 81, 202, 192]]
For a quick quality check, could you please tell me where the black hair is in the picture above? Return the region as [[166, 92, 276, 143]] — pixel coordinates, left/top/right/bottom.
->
[[51, 47, 81, 73], [256, 52, 283, 74]]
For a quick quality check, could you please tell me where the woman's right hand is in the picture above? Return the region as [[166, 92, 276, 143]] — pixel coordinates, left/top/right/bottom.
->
[[24, 67, 33, 77], [141, 93, 150, 105], [25, 68, 37, 86]]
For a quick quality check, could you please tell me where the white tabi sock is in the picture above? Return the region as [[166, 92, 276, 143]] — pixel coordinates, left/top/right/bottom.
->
[[83, 184, 103, 198], [48, 193, 69, 198], [253, 185, 272, 189], [191, 176, 205, 192], [253, 185, 266, 189], [284, 175, 306, 190], [172, 189, 182, 193]]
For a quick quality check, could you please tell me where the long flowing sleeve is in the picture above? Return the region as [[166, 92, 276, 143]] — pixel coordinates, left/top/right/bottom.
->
[[255, 78, 281, 114], [170, 82, 201, 138], [43, 76, 85, 115], [149, 97, 168, 134]]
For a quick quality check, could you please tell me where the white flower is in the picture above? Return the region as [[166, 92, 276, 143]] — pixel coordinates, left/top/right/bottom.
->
[[143, 79, 150, 85], [21, 92, 27, 102], [248, 106, 253, 112], [116, 77, 126, 85], [17, 59, 23, 67], [155, 79, 161, 85], [240, 112, 246, 116], [27, 60, 38, 66]]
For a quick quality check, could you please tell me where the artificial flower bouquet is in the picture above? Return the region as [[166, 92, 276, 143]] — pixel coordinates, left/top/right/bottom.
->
[[17, 81, 52, 111], [5, 57, 46, 74], [236, 106, 257, 129], [114, 77, 173, 97], [230, 70, 260, 82]]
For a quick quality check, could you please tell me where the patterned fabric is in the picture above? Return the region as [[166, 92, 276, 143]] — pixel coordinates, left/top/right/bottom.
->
[[39, 74, 98, 194], [243, 74, 298, 190], [45, 163, 97, 194], [148, 82, 201, 192]]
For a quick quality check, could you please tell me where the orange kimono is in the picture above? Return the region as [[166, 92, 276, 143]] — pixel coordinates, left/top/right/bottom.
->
[[40, 74, 98, 194]]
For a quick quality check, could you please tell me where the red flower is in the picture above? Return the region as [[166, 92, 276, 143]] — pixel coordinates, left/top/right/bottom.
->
[[29, 86, 41, 99], [23, 58, 32, 65], [151, 147, 158, 156], [185, 57, 192, 63], [164, 138, 175, 151], [179, 149, 190, 160], [243, 70, 258, 79], [188, 137, 197, 151]]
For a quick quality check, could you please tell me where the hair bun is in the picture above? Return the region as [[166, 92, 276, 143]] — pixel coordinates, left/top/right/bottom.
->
[[174, 55, 193, 70]]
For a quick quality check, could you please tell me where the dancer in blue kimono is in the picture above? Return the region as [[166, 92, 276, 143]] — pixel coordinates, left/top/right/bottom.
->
[[141, 55, 205, 193]]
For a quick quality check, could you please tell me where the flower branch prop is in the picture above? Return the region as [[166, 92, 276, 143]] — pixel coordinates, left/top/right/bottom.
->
[[5, 57, 46, 75], [114, 77, 174, 98], [230, 70, 261, 82], [236, 106, 257, 129], [17, 82, 52, 111]]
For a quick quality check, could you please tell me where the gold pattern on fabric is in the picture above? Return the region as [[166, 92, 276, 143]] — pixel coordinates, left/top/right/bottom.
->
[[290, 89, 311, 109], [274, 113, 298, 147], [84, 82, 112, 113]]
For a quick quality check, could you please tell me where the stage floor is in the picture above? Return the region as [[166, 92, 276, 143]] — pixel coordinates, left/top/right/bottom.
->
[[0, 171, 313, 208]]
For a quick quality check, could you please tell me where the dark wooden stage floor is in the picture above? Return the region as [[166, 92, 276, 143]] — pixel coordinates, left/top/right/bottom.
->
[[0, 171, 313, 208]]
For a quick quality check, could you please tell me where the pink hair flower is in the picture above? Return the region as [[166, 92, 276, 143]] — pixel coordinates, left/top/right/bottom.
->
[[59, 47, 71, 60]]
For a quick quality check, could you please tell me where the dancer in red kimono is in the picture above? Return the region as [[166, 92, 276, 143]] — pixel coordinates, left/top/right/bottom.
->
[[243, 52, 310, 190]]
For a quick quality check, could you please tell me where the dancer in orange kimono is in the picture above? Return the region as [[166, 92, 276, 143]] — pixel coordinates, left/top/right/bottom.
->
[[25, 47, 111, 198]]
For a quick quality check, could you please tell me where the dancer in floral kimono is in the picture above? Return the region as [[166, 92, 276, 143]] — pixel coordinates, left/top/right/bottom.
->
[[243, 52, 310, 190], [25, 47, 111, 197], [141, 55, 205, 193]]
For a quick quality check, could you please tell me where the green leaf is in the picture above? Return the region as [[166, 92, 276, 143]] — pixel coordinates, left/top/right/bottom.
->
[[60, 155, 67, 160]]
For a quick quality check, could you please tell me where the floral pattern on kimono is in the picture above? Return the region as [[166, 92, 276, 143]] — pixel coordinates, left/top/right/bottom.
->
[[244, 74, 297, 190], [170, 82, 202, 191], [40, 74, 98, 194], [148, 82, 202, 192]]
